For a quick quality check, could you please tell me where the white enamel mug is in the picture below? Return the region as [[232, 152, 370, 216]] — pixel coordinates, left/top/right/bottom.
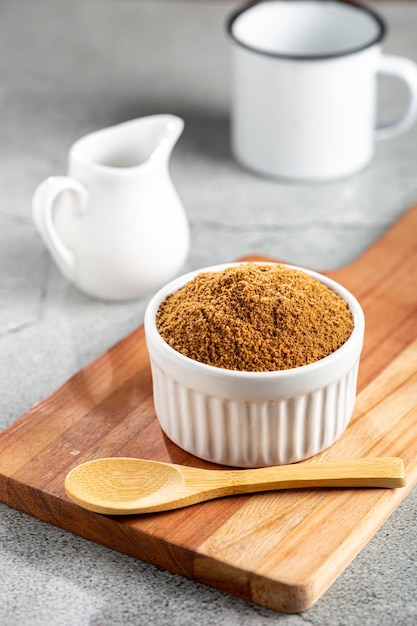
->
[[227, 0, 417, 181]]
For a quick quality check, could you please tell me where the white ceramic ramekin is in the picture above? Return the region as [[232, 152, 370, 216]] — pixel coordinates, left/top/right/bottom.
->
[[144, 263, 365, 467]]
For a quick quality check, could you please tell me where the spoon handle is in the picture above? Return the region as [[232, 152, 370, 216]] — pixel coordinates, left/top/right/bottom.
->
[[210, 457, 406, 494]]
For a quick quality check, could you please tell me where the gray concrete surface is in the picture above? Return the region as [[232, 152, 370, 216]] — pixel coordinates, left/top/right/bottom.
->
[[0, 1, 416, 624]]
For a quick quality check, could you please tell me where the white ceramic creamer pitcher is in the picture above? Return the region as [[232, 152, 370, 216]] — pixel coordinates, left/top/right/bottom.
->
[[32, 115, 190, 300]]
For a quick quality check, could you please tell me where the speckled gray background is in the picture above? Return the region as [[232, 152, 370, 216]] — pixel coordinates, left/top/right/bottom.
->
[[1, 1, 417, 624]]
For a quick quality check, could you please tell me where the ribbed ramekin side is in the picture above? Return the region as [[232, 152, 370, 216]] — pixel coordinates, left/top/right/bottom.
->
[[149, 359, 360, 467]]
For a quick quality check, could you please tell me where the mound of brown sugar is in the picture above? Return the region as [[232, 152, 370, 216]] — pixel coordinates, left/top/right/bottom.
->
[[156, 263, 354, 372]]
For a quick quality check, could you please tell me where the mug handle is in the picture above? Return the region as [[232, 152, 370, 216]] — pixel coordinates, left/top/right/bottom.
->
[[376, 54, 417, 140], [32, 176, 89, 279]]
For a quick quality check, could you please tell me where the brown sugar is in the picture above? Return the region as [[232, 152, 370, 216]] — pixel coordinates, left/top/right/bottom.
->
[[156, 263, 354, 372]]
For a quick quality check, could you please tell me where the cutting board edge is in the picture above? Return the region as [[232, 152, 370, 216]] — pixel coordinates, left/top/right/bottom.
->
[[1, 460, 416, 614], [0, 472, 309, 612], [0, 471, 322, 613]]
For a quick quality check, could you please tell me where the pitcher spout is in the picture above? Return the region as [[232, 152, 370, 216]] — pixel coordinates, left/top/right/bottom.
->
[[71, 114, 184, 170], [150, 115, 184, 163]]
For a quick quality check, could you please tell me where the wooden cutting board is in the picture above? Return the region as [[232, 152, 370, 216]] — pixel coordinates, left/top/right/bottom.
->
[[1, 204, 417, 613]]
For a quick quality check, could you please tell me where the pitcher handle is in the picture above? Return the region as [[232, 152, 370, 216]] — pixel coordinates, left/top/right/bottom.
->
[[32, 176, 89, 279], [376, 55, 417, 140]]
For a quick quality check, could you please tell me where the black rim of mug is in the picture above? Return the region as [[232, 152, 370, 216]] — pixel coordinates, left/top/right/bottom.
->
[[226, 0, 386, 60]]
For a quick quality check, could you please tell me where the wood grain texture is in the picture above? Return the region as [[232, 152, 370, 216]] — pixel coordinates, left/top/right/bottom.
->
[[64, 457, 406, 515], [1, 203, 417, 613]]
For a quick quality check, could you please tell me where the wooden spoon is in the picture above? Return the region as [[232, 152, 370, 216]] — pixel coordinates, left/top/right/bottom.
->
[[64, 456, 406, 515]]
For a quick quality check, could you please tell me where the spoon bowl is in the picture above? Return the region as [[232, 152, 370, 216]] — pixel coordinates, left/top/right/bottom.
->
[[64, 456, 406, 515]]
